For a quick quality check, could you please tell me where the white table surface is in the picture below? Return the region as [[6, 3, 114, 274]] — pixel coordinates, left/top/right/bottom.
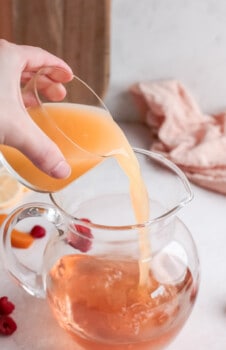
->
[[1, 121, 226, 349]]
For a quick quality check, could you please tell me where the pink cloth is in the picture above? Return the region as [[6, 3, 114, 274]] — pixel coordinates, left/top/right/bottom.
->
[[130, 80, 226, 194]]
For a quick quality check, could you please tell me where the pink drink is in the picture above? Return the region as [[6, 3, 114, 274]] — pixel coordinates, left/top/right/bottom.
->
[[46, 253, 197, 350]]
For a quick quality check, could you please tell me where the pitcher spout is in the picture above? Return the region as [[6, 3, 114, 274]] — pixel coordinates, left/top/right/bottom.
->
[[132, 148, 194, 224]]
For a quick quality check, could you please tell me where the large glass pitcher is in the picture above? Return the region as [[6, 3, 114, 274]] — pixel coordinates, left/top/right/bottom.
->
[[0, 148, 199, 350]]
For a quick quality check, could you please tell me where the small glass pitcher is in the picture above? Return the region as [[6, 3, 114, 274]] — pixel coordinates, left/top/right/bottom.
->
[[0, 67, 109, 192], [0, 148, 199, 350]]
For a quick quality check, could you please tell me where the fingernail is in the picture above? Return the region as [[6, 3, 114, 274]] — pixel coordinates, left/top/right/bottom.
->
[[50, 160, 71, 179]]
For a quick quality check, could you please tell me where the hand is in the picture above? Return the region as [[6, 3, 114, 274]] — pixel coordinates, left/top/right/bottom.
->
[[0, 39, 73, 179]]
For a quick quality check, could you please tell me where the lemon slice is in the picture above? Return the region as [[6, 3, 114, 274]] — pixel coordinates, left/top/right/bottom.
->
[[0, 168, 25, 209]]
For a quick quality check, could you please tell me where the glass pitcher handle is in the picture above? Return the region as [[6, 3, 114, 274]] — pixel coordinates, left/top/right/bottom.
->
[[0, 202, 63, 298]]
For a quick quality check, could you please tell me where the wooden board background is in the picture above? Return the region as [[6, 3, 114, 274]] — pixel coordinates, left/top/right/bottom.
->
[[0, 0, 111, 103]]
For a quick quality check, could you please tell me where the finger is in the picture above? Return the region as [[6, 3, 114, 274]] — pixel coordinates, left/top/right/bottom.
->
[[23, 134, 72, 179], [4, 110, 71, 179], [21, 67, 73, 85], [41, 83, 67, 101], [30, 73, 68, 100], [21, 70, 68, 107], [19, 45, 73, 82], [0, 40, 72, 81], [22, 82, 67, 107]]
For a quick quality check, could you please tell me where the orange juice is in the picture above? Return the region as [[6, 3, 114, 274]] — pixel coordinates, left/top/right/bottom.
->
[[47, 254, 197, 350], [0, 104, 124, 192], [1, 102, 196, 348], [0, 103, 151, 283]]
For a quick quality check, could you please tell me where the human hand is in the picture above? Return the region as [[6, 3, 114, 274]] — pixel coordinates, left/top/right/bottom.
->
[[0, 39, 73, 179]]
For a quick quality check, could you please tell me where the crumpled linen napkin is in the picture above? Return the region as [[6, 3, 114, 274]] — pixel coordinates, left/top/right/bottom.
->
[[130, 80, 226, 194]]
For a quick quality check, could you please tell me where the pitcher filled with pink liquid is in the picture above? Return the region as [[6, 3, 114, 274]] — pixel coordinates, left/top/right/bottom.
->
[[0, 148, 199, 350]]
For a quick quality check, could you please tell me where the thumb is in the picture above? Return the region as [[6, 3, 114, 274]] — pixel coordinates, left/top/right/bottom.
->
[[4, 111, 71, 179]]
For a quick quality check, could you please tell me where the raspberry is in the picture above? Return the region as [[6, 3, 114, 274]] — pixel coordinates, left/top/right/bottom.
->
[[0, 297, 15, 316], [30, 225, 46, 238], [68, 218, 93, 252], [0, 315, 17, 335], [75, 218, 92, 236]]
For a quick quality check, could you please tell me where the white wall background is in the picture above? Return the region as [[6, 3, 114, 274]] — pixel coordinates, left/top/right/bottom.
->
[[105, 0, 226, 121]]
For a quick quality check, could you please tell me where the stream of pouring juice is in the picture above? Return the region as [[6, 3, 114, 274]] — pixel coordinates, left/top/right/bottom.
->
[[0, 103, 150, 284], [0, 103, 197, 349]]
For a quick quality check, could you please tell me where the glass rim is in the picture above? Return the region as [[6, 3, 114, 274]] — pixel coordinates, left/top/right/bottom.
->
[[32, 66, 112, 160], [32, 66, 110, 111], [50, 147, 193, 231]]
